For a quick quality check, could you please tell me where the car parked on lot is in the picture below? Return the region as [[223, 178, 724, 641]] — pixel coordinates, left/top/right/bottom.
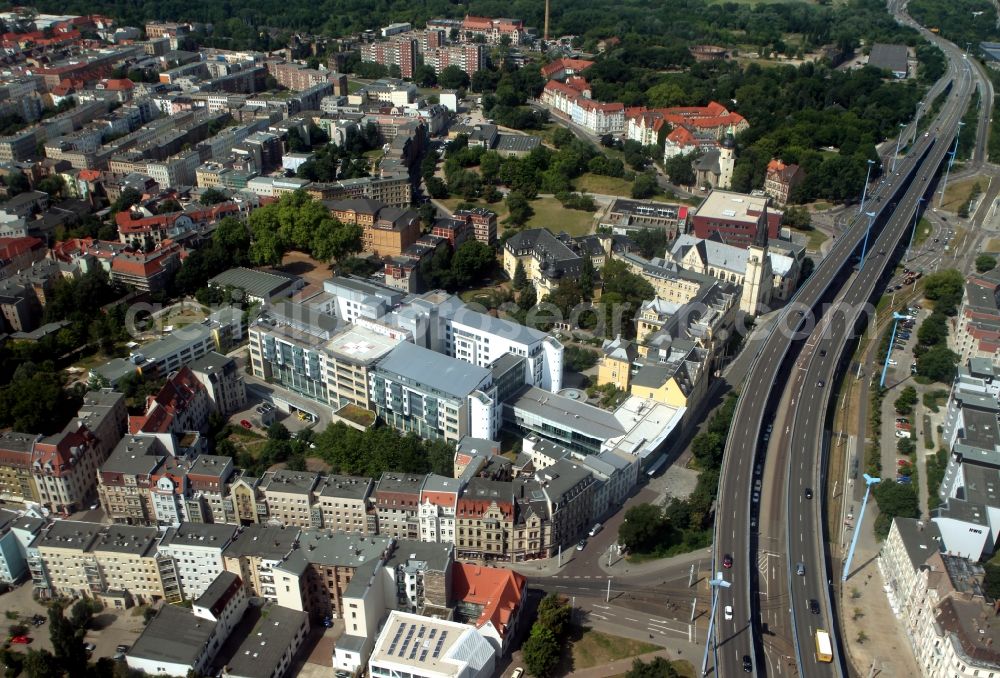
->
[[10, 635, 31, 644]]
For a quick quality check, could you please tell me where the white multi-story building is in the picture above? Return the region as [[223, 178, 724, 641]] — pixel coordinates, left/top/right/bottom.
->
[[157, 522, 238, 601], [368, 610, 496, 678], [418, 475, 461, 544], [880, 517, 1000, 678]]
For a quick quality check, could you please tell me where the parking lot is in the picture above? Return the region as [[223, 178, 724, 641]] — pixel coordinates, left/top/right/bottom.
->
[[0, 581, 151, 662]]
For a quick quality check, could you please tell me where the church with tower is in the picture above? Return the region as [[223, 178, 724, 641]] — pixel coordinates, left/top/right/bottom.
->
[[693, 132, 737, 191]]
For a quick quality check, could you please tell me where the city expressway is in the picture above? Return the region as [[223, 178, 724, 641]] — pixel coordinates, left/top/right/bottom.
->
[[711, 13, 977, 678]]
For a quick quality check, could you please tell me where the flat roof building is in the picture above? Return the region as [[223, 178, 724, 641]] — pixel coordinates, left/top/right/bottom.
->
[[368, 610, 496, 678]]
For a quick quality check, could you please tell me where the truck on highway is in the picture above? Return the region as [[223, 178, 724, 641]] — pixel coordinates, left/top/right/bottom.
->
[[815, 629, 833, 663]]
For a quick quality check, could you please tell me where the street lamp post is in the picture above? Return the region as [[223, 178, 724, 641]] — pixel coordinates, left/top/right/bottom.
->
[[859, 158, 877, 215], [879, 311, 910, 389], [842, 474, 882, 581], [701, 571, 731, 677], [892, 122, 907, 173], [914, 101, 923, 140], [938, 121, 965, 208], [859, 211, 877, 268], [906, 197, 926, 260]]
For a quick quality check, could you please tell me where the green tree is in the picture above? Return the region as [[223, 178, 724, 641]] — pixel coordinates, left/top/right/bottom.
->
[[922, 269, 964, 315], [632, 173, 657, 199], [977, 254, 997, 273], [894, 386, 918, 415], [438, 65, 470, 90], [23, 649, 61, 678], [505, 191, 534, 226], [618, 503, 668, 553], [512, 260, 528, 291], [200, 188, 229, 205], [535, 594, 571, 637], [522, 624, 560, 678], [985, 550, 1000, 599], [626, 657, 680, 678], [268, 422, 291, 440], [579, 254, 595, 299], [413, 64, 437, 87], [917, 344, 959, 382], [157, 198, 183, 214], [552, 127, 576, 148], [48, 601, 86, 674], [451, 240, 496, 289], [917, 312, 949, 347], [518, 285, 537, 311], [425, 176, 449, 199], [873, 480, 920, 538]]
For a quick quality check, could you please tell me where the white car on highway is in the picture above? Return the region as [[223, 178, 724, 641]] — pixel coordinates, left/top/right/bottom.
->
[[724, 605, 733, 621]]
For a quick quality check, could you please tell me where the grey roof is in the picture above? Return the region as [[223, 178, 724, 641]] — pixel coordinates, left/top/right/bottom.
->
[[464, 477, 513, 503], [0, 431, 36, 453], [891, 517, 942, 569], [222, 525, 300, 560], [334, 634, 368, 652], [490, 352, 526, 378], [209, 267, 298, 300], [631, 363, 675, 389], [536, 458, 594, 502], [35, 520, 102, 550], [195, 570, 241, 612], [187, 455, 234, 481], [101, 436, 167, 476], [159, 522, 238, 549], [385, 539, 453, 573], [316, 475, 374, 500], [496, 133, 540, 154], [504, 228, 582, 279], [449, 306, 548, 345], [91, 525, 158, 556], [456, 437, 500, 459], [130, 604, 217, 666], [376, 342, 491, 399], [223, 604, 307, 678], [959, 463, 1000, 507], [0, 508, 18, 532], [376, 472, 426, 496], [509, 386, 626, 439], [10, 515, 44, 534], [261, 470, 319, 495], [932, 498, 990, 526], [868, 43, 908, 75], [530, 437, 572, 462], [961, 407, 1000, 451], [188, 351, 235, 374], [277, 530, 389, 570], [421, 474, 461, 495]]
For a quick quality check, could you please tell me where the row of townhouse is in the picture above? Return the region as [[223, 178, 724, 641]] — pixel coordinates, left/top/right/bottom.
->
[[18, 510, 522, 678], [881, 518, 1000, 677], [0, 390, 127, 514], [95, 434, 630, 564], [540, 79, 624, 135]]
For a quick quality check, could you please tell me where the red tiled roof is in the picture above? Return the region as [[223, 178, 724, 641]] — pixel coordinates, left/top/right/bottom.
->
[[541, 58, 595, 78], [564, 76, 590, 94], [101, 78, 134, 91], [77, 169, 102, 182], [0, 235, 43, 260], [452, 563, 526, 640], [132, 366, 205, 435]]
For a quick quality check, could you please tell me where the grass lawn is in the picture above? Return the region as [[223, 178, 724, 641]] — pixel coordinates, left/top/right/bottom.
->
[[811, 200, 833, 211], [336, 404, 376, 427], [913, 217, 933, 248], [608, 660, 697, 678], [566, 629, 659, 670], [940, 176, 982, 212], [527, 197, 596, 236], [574, 173, 635, 197], [793, 226, 829, 252]]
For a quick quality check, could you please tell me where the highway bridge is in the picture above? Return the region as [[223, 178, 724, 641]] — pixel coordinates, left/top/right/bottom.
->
[[710, 10, 980, 677]]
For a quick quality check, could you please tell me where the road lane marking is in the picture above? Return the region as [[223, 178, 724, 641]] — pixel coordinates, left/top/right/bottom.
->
[[625, 617, 639, 622]]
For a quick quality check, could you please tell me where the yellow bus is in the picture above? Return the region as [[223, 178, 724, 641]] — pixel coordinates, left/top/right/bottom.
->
[[815, 629, 833, 663]]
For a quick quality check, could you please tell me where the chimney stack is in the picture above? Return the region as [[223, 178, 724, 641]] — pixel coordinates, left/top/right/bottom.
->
[[544, 0, 550, 42]]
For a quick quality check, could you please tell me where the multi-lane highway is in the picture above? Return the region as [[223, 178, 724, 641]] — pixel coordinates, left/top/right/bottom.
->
[[711, 9, 977, 676]]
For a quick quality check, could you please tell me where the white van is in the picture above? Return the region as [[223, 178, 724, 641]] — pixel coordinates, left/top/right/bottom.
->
[[588, 523, 603, 537]]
